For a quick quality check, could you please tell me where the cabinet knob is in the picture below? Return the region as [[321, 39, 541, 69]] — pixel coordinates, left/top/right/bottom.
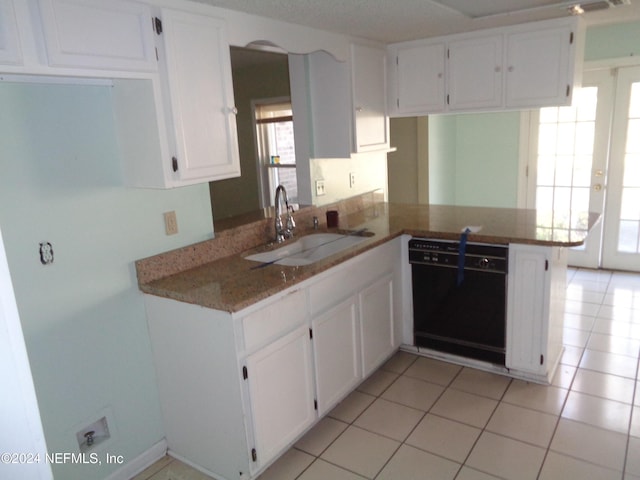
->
[[495, 66, 501, 73], [355, 106, 364, 112], [594, 183, 603, 191], [229, 106, 238, 115], [437, 73, 443, 79], [508, 66, 514, 72]]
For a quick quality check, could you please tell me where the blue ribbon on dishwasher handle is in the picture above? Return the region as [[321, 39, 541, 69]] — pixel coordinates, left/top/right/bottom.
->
[[457, 228, 471, 286]]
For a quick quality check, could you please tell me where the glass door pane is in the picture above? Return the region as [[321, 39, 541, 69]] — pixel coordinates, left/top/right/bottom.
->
[[602, 66, 640, 271], [534, 86, 598, 248], [527, 69, 613, 268], [612, 82, 640, 254]]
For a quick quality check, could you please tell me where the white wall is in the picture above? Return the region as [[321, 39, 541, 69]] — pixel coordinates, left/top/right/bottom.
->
[[0, 227, 52, 480], [310, 152, 388, 206]]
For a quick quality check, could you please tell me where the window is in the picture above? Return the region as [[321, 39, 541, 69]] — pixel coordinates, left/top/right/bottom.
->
[[254, 100, 297, 207]]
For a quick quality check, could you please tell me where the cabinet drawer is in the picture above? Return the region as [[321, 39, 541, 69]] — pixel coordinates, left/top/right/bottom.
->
[[309, 242, 396, 316], [241, 289, 307, 353]]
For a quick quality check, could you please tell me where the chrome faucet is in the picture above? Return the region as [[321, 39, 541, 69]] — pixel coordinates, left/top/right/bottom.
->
[[274, 185, 295, 243]]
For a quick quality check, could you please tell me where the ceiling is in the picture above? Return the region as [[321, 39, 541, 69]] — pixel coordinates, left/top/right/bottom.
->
[[191, 0, 640, 43]]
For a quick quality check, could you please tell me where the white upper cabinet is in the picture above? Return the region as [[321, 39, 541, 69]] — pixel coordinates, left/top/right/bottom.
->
[[505, 24, 574, 108], [296, 43, 390, 158], [155, 9, 240, 184], [350, 43, 389, 152], [448, 34, 502, 111], [37, 0, 157, 71], [391, 41, 445, 115], [388, 17, 581, 116], [0, 0, 22, 65]]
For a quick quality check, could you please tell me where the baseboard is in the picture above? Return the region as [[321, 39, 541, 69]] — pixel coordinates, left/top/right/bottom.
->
[[104, 439, 167, 480]]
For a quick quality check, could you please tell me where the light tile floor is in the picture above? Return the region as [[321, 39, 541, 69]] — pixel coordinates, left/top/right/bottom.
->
[[133, 268, 640, 480]]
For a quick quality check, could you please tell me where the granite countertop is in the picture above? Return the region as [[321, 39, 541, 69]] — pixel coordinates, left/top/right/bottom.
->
[[137, 203, 601, 313]]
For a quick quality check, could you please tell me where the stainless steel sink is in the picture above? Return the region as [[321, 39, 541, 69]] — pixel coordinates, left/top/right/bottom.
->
[[245, 232, 370, 267]]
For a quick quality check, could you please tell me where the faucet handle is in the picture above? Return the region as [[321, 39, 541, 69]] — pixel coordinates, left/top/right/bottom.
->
[[286, 205, 296, 232]]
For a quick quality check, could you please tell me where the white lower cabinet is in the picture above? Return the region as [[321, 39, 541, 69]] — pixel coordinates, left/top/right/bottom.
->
[[506, 243, 566, 382], [245, 324, 316, 468], [144, 239, 403, 479], [312, 296, 360, 416], [360, 275, 395, 377]]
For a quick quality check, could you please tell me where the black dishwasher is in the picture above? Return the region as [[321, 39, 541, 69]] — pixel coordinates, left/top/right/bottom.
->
[[409, 238, 508, 365]]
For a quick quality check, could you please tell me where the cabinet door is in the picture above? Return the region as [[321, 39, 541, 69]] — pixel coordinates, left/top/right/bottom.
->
[[359, 275, 395, 377], [448, 35, 503, 111], [393, 42, 445, 115], [351, 43, 389, 152], [505, 25, 573, 108], [245, 324, 316, 468], [313, 297, 360, 415], [37, 0, 156, 71], [506, 245, 549, 375], [159, 9, 240, 183], [0, 0, 21, 65]]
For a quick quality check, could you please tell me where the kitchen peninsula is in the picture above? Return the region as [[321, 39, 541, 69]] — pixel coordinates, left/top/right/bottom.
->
[[136, 198, 600, 480], [137, 201, 598, 311]]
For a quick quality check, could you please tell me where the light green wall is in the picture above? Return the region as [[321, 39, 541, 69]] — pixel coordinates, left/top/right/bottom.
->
[[428, 113, 519, 207], [584, 20, 640, 61], [455, 113, 520, 207], [427, 115, 457, 205], [0, 83, 213, 479]]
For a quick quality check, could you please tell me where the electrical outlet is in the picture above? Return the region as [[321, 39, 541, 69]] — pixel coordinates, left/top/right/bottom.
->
[[164, 211, 178, 235], [39, 242, 54, 265], [349, 172, 356, 189], [315, 180, 326, 196]]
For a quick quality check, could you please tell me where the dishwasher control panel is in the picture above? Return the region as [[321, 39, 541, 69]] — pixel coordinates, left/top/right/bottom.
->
[[408, 238, 508, 273]]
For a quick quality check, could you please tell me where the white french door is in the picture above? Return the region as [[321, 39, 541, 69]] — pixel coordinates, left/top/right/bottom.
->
[[526, 65, 640, 271], [601, 66, 640, 271]]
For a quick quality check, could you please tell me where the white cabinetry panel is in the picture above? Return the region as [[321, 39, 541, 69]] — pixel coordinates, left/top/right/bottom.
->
[[351, 43, 389, 152], [37, 0, 157, 71], [448, 35, 502, 110], [360, 275, 395, 376], [241, 289, 306, 353], [0, 0, 21, 65], [144, 238, 404, 478], [392, 42, 445, 115], [388, 17, 579, 116], [506, 243, 566, 382], [505, 25, 573, 108], [506, 246, 547, 374], [312, 296, 360, 415], [245, 324, 316, 469], [158, 9, 240, 184]]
